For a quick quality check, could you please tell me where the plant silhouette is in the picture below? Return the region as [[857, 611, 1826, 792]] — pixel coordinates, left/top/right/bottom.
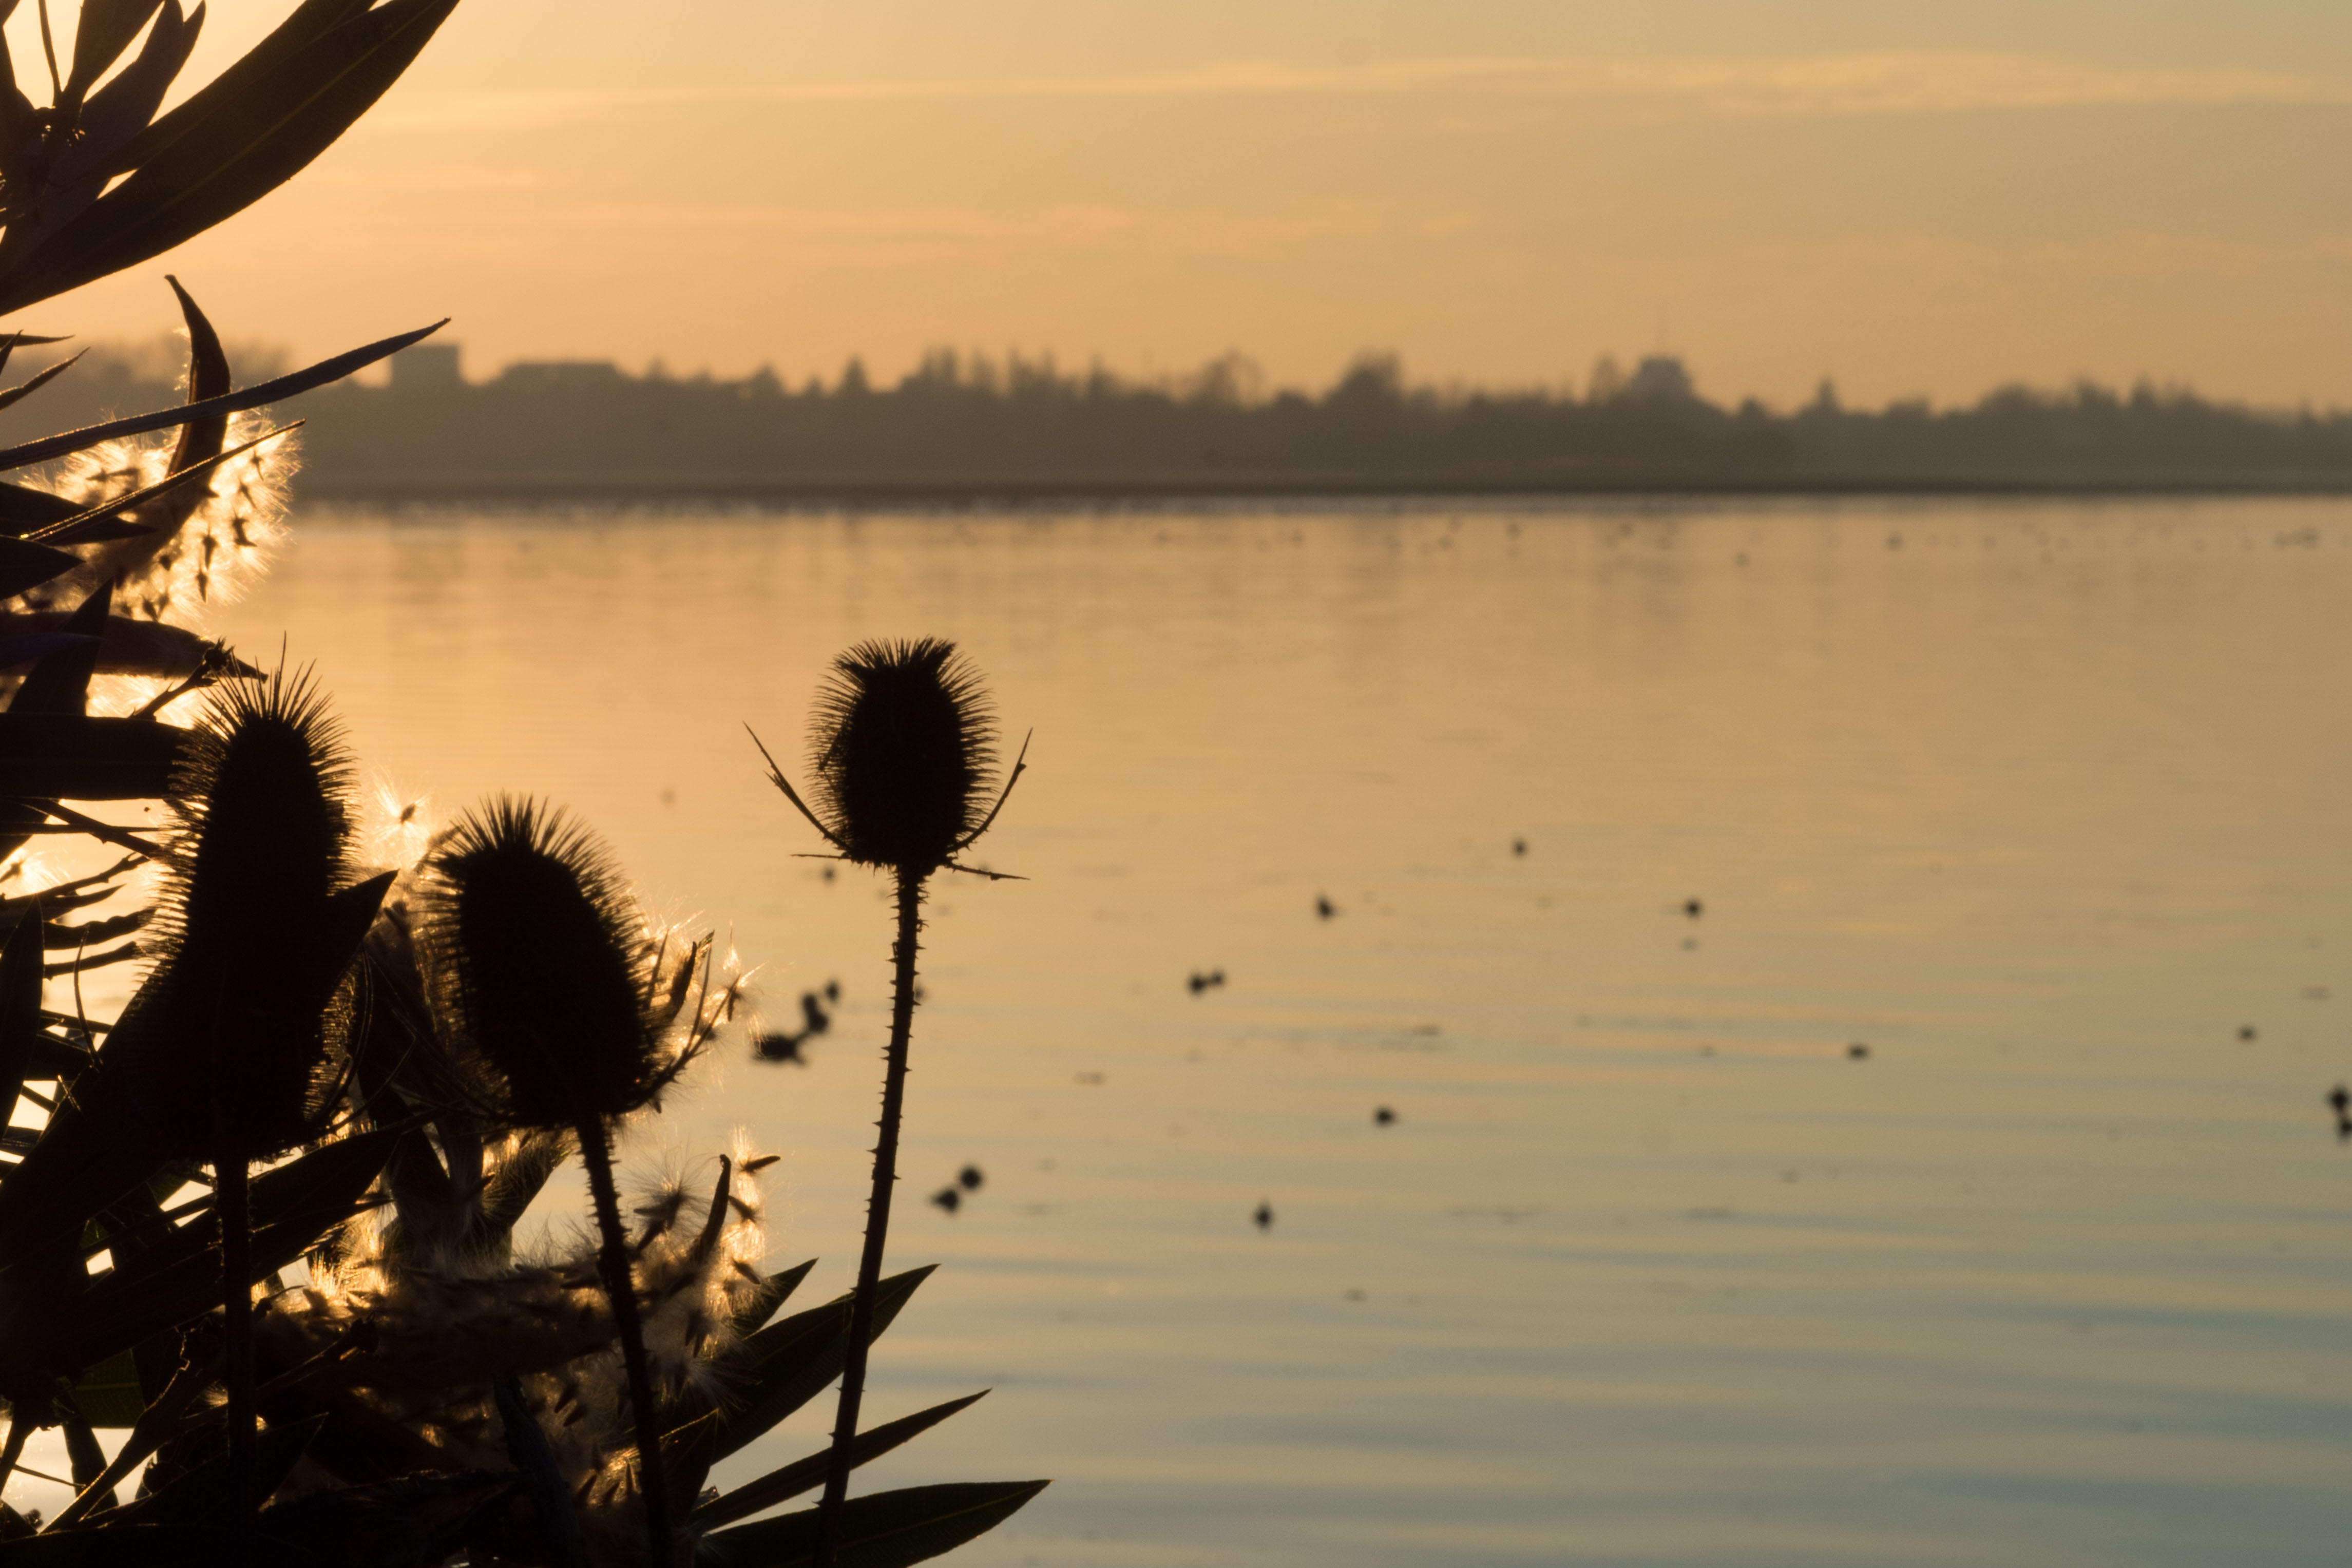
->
[[752, 638, 1027, 1568]]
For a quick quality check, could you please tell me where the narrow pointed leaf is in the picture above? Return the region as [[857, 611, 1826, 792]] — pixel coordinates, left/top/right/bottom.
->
[[102, 0, 371, 176], [0, 899, 41, 1129], [0, 321, 443, 473], [0, 614, 244, 681], [0, 1524, 231, 1562], [695, 1393, 989, 1529], [0, 714, 184, 798], [52, 2, 196, 188], [695, 1480, 1049, 1568], [0, 0, 460, 312], [69, 1347, 146, 1427], [64, 0, 166, 98], [163, 275, 227, 477], [72, 1130, 397, 1364], [704, 1266, 934, 1462], [11, 583, 111, 714], [0, 481, 85, 536], [731, 1258, 817, 1340], [0, 350, 86, 415], [0, 537, 77, 596], [111, 1415, 323, 1525], [254, 1471, 512, 1568]]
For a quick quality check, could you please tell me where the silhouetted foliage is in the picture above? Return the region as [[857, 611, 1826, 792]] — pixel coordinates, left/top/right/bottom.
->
[[6, 348, 2334, 496], [0, 5, 1046, 1564]]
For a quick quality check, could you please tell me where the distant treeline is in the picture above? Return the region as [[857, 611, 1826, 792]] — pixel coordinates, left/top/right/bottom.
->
[[12, 341, 2352, 497]]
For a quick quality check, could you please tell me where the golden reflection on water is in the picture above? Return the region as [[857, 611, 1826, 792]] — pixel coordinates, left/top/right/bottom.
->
[[172, 499, 2352, 1565]]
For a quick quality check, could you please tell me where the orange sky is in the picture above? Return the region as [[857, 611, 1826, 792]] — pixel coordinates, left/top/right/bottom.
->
[[18, 1, 2352, 407]]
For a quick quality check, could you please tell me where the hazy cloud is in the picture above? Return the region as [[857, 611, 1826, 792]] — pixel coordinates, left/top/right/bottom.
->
[[381, 51, 2345, 130]]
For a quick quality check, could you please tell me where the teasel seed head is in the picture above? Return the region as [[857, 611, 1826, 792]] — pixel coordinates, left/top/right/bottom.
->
[[805, 638, 999, 874], [124, 666, 373, 1158], [415, 797, 687, 1130]]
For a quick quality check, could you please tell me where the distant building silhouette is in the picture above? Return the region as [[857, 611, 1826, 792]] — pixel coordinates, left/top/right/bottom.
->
[[1622, 355, 1698, 405], [499, 360, 627, 389], [389, 341, 464, 392]]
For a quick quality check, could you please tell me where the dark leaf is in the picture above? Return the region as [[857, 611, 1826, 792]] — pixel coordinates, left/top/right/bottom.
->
[[70, 1346, 148, 1427], [64, 0, 166, 99], [694, 1480, 1049, 1568], [0, 614, 243, 681], [0, 0, 461, 312], [0, 897, 40, 1117], [163, 275, 227, 476], [0, 1524, 230, 1563], [110, 1414, 322, 1526], [731, 1258, 817, 1340], [51, 3, 196, 190], [24, 1029, 94, 1074], [11, 583, 111, 715], [702, 1266, 934, 1463], [0, 633, 95, 667], [0, 536, 78, 597], [494, 1376, 583, 1568], [103, 0, 370, 177], [0, 350, 87, 415], [72, 1130, 396, 1365], [255, 1470, 511, 1568], [661, 1408, 724, 1513], [0, 485, 84, 538], [0, 714, 183, 798], [695, 1393, 989, 1529], [0, 320, 443, 474]]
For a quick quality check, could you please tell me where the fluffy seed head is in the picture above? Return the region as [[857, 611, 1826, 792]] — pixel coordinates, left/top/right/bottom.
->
[[806, 638, 998, 873], [415, 798, 680, 1129]]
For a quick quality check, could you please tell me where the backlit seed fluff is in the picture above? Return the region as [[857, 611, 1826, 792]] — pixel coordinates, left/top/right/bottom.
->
[[806, 638, 998, 873], [415, 798, 683, 1129]]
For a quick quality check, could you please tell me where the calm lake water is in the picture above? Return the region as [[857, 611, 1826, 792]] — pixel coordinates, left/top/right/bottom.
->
[[65, 500, 2352, 1563]]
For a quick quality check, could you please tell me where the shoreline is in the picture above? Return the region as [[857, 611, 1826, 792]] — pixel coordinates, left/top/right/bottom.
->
[[289, 474, 2352, 509]]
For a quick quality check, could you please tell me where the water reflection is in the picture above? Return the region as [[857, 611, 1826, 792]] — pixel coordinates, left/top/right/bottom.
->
[[161, 499, 2352, 1565]]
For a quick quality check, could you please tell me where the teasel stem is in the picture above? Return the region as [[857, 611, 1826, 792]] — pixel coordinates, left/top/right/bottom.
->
[[814, 867, 926, 1567], [578, 1114, 672, 1568], [213, 1039, 255, 1568]]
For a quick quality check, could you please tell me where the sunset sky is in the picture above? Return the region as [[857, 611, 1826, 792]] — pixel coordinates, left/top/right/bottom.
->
[[19, 1, 2352, 407]]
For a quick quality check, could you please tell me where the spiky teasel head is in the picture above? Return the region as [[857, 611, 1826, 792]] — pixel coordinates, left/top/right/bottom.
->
[[122, 666, 375, 1158], [415, 798, 693, 1130], [804, 638, 999, 874]]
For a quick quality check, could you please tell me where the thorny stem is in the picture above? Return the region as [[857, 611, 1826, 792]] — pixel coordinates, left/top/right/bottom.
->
[[813, 868, 925, 1568], [218, 1151, 252, 1566], [580, 1122, 673, 1568]]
